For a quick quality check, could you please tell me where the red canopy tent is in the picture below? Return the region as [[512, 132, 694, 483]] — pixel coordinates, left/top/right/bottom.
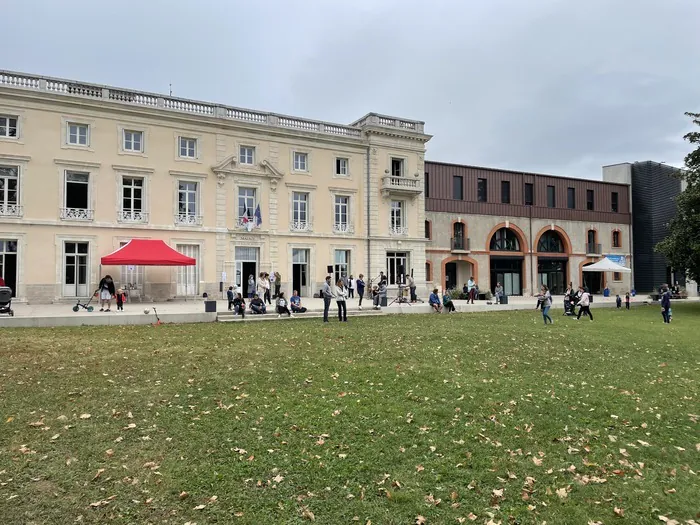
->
[[101, 240, 196, 300], [101, 239, 196, 266]]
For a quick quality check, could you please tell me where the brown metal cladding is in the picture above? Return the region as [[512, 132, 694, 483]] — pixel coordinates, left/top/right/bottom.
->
[[425, 161, 630, 224]]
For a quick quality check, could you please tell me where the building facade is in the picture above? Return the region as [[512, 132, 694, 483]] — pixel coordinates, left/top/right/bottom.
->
[[425, 161, 633, 296], [0, 71, 430, 303]]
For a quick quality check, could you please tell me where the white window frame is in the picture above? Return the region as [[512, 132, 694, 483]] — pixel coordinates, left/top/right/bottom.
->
[[390, 157, 405, 177], [119, 176, 147, 223], [386, 251, 409, 286], [237, 187, 257, 228], [335, 157, 349, 177], [0, 115, 18, 139], [62, 170, 93, 221], [123, 129, 144, 153], [390, 200, 407, 235], [0, 164, 21, 217], [67, 122, 90, 147], [178, 136, 198, 159], [291, 191, 309, 231], [293, 151, 308, 172], [239, 145, 255, 166], [334, 195, 350, 233], [176, 180, 201, 225], [334, 249, 351, 284]]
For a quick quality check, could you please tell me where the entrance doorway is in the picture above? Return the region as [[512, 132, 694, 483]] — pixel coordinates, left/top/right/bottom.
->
[[292, 248, 309, 296], [490, 257, 523, 296], [235, 247, 258, 296], [537, 258, 567, 294], [582, 264, 603, 294], [0, 239, 18, 297], [445, 262, 457, 290], [63, 241, 89, 297], [176, 244, 199, 296]]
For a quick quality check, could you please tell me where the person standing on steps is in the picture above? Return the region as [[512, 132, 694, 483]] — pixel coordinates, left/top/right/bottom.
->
[[227, 286, 234, 311], [356, 274, 366, 310], [537, 285, 553, 325], [247, 274, 256, 299], [335, 279, 348, 322], [322, 275, 334, 323], [273, 271, 281, 299], [575, 286, 593, 321]]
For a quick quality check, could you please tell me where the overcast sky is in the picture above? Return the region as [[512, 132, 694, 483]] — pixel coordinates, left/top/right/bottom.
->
[[3, 0, 699, 179]]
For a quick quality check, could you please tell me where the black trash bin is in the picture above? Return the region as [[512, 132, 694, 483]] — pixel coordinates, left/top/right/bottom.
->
[[500, 295, 508, 305], [204, 300, 217, 313]]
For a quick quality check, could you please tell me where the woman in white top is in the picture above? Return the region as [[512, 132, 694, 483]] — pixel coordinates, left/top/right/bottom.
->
[[335, 279, 348, 322]]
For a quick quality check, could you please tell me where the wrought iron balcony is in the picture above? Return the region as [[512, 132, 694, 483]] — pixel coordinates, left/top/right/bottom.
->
[[333, 223, 354, 234], [235, 217, 259, 230], [451, 237, 470, 251], [174, 213, 203, 226], [290, 221, 310, 232], [118, 210, 148, 223], [0, 203, 22, 217], [60, 207, 94, 221], [586, 243, 602, 255], [390, 225, 409, 236]]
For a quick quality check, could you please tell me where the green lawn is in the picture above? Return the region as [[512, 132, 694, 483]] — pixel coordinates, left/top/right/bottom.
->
[[1, 304, 699, 525]]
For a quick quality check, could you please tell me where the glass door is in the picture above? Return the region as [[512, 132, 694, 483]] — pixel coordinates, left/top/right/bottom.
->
[[176, 244, 199, 296], [292, 248, 309, 296], [64, 242, 88, 297]]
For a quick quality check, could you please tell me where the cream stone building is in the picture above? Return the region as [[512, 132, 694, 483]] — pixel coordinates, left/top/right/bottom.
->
[[0, 71, 430, 303]]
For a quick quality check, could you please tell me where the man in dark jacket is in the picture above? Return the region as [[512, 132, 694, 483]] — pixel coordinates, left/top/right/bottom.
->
[[660, 284, 671, 323], [322, 275, 334, 323]]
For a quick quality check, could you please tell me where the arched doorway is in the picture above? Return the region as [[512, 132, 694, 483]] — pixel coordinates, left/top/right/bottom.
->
[[442, 255, 478, 292], [536, 229, 569, 295], [582, 262, 604, 294], [489, 226, 525, 296]]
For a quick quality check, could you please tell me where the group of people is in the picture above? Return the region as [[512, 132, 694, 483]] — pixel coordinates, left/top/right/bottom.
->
[[96, 275, 127, 312]]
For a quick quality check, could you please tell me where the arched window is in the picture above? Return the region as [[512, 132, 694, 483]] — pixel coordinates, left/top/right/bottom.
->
[[537, 231, 565, 253], [612, 230, 621, 248], [490, 227, 520, 251], [453, 222, 465, 239]]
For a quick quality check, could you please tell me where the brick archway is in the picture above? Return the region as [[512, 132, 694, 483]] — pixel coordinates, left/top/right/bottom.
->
[[485, 222, 528, 253], [533, 225, 572, 255], [441, 255, 478, 291]]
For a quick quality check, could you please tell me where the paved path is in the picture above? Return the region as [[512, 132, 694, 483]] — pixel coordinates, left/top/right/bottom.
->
[[0, 294, 674, 328]]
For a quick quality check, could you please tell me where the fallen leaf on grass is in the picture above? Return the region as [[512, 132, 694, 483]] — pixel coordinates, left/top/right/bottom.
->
[[301, 506, 315, 521], [179, 491, 189, 500], [193, 504, 206, 510], [588, 521, 604, 525], [614, 506, 624, 517], [415, 516, 427, 525], [79, 414, 91, 420], [658, 517, 679, 525], [556, 487, 569, 499], [92, 469, 105, 481], [416, 465, 424, 472], [105, 449, 114, 457], [468, 513, 478, 521], [28, 419, 45, 427], [532, 457, 543, 466]]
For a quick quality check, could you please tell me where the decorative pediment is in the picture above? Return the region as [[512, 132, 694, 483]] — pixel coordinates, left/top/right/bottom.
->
[[212, 155, 284, 189]]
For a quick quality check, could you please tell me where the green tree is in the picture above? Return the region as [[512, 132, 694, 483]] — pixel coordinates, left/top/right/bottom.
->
[[656, 112, 700, 282]]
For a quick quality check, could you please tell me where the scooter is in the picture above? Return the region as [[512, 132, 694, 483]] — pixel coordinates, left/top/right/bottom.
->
[[72, 290, 99, 312]]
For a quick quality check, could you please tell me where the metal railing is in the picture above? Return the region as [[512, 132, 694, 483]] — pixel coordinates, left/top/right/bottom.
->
[[586, 243, 602, 255], [451, 237, 470, 251], [118, 210, 148, 223], [0, 204, 22, 217], [174, 213, 203, 226], [60, 207, 94, 220]]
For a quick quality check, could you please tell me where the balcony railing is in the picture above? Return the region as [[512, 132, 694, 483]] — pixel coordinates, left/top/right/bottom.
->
[[1, 70, 425, 140], [586, 243, 602, 255], [451, 237, 470, 251], [390, 225, 408, 236], [118, 210, 148, 223], [0, 204, 22, 217], [333, 223, 354, 234], [290, 221, 310, 232], [235, 217, 259, 230], [381, 176, 422, 197], [174, 213, 203, 226], [60, 207, 94, 221]]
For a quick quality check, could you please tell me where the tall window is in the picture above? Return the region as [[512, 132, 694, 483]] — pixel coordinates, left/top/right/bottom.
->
[[68, 123, 89, 146], [424, 220, 431, 239], [391, 158, 404, 177], [477, 178, 487, 202], [587, 230, 597, 253], [567, 187, 576, 209], [547, 185, 555, 208], [62, 171, 92, 220], [612, 230, 621, 248], [586, 189, 595, 211], [239, 146, 255, 165], [334, 250, 350, 283], [611, 191, 619, 213], [524, 183, 534, 206], [386, 251, 408, 285], [293, 152, 308, 171], [501, 180, 511, 204], [334, 196, 349, 232], [490, 227, 520, 251], [390, 200, 404, 233], [0, 116, 18, 138], [453, 222, 466, 250], [238, 188, 256, 220], [123, 130, 143, 152], [179, 137, 197, 158], [292, 192, 309, 229], [424, 172, 430, 198], [537, 231, 564, 252], [335, 158, 348, 176], [0, 166, 19, 216], [120, 176, 145, 222], [177, 181, 199, 222], [453, 175, 463, 200]]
